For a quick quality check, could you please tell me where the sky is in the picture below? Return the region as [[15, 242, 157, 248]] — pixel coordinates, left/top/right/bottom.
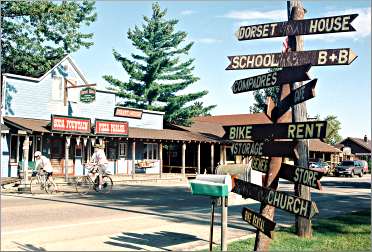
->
[[72, 0, 371, 140]]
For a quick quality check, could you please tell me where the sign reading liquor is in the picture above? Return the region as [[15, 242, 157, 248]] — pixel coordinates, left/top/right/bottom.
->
[[242, 207, 276, 239], [236, 14, 358, 41], [80, 87, 96, 103], [95, 119, 129, 136], [231, 141, 298, 158], [226, 48, 357, 70], [232, 179, 319, 219], [251, 157, 324, 190], [232, 64, 311, 94], [114, 107, 143, 119], [224, 121, 327, 141], [51, 115, 91, 134]]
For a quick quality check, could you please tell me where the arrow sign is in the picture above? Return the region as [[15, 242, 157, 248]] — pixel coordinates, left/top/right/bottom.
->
[[223, 121, 327, 141], [267, 79, 317, 122], [232, 179, 319, 219], [236, 14, 358, 41], [232, 64, 311, 94], [250, 157, 324, 190], [226, 48, 357, 70], [231, 141, 299, 158], [242, 207, 276, 239]]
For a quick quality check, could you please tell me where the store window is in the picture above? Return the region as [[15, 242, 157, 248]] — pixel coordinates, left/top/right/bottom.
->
[[119, 142, 127, 158], [107, 141, 118, 160], [143, 143, 158, 160], [10, 135, 18, 162], [226, 146, 235, 163]]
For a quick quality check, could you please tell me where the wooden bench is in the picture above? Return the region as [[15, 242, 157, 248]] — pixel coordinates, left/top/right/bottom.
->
[[1, 177, 21, 188]]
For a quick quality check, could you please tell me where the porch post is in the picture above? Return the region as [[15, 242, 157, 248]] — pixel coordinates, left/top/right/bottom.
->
[[22, 135, 30, 185], [132, 141, 136, 178], [65, 136, 71, 182], [182, 142, 186, 175], [211, 143, 214, 174], [159, 142, 163, 178], [197, 143, 201, 174], [219, 145, 224, 165]]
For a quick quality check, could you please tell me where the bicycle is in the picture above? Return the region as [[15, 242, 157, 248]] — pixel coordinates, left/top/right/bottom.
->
[[30, 170, 57, 194], [74, 164, 113, 195]]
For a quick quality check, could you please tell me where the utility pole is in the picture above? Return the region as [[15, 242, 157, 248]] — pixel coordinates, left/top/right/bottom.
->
[[287, 0, 312, 238]]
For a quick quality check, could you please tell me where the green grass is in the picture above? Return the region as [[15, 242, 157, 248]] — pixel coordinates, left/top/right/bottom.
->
[[206, 209, 371, 251]]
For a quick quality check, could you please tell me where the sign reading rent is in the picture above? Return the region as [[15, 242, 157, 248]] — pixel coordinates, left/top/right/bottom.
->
[[51, 115, 91, 134], [95, 119, 129, 136]]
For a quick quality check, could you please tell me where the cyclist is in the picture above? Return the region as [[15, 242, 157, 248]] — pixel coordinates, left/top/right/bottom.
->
[[89, 144, 108, 191], [34, 151, 58, 191]]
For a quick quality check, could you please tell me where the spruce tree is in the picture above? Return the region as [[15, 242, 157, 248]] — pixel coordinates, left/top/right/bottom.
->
[[103, 2, 216, 126]]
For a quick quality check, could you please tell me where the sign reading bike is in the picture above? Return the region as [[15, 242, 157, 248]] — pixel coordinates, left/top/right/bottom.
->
[[236, 14, 358, 40], [226, 48, 357, 70]]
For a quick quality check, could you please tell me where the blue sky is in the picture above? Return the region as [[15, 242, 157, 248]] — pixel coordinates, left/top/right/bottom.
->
[[72, 0, 371, 139]]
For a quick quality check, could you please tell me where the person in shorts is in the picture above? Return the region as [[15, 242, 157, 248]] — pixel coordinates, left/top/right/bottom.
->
[[90, 144, 108, 190], [34, 151, 58, 191]]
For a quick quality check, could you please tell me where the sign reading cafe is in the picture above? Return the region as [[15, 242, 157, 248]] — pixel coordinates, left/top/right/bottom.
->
[[51, 115, 91, 134]]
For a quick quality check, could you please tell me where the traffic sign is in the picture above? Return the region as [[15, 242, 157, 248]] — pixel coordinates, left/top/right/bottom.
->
[[226, 48, 357, 70], [250, 157, 324, 190], [236, 14, 358, 41], [231, 141, 298, 158], [232, 179, 319, 219], [242, 207, 276, 239], [224, 121, 327, 141], [232, 64, 311, 93]]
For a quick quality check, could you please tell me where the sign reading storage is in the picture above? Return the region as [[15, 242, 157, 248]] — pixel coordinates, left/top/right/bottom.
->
[[51, 115, 91, 134], [95, 119, 129, 136]]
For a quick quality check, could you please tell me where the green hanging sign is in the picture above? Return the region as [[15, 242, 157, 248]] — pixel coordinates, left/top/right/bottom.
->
[[80, 87, 96, 103]]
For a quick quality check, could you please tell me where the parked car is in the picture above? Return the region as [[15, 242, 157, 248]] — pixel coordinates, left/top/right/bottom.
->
[[357, 160, 369, 174], [335, 160, 364, 177], [309, 161, 330, 174]]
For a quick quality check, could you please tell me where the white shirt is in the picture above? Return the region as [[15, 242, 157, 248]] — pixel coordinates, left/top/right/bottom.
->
[[36, 156, 53, 173], [91, 149, 108, 165]]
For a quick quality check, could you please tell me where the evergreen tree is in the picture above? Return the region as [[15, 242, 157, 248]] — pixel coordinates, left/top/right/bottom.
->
[[1, 0, 97, 77], [103, 2, 216, 126], [323, 115, 342, 145]]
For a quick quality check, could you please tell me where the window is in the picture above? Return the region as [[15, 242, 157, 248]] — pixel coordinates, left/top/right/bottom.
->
[[51, 77, 63, 101], [143, 143, 158, 160], [119, 142, 127, 157], [107, 141, 118, 160]]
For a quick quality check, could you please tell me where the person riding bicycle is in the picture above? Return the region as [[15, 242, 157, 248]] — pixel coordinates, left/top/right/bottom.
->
[[34, 151, 58, 191], [89, 144, 108, 191]]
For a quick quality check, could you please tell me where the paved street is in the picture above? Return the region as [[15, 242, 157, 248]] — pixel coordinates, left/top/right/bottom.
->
[[1, 175, 370, 251]]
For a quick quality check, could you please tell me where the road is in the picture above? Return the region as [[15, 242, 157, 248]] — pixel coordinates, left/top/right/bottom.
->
[[1, 175, 370, 251]]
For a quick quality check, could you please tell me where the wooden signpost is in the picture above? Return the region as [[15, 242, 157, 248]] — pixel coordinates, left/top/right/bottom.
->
[[232, 64, 311, 93], [224, 121, 327, 141], [233, 179, 319, 219], [236, 14, 358, 41], [231, 141, 298, 158], [242, 207, 276, 238], [226, 48, 357, 70]]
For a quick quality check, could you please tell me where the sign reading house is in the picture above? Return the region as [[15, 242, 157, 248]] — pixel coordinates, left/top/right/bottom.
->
[[51, 115, 91, 134], [95, 119, 129, 136], [80, 87, 96, 103]]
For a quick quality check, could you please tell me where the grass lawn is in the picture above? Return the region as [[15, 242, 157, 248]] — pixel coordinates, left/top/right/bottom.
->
[[208, 209, 371, 251]]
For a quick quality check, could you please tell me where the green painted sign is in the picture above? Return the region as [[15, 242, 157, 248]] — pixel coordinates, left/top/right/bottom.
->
[[80, 87, 96, 103]]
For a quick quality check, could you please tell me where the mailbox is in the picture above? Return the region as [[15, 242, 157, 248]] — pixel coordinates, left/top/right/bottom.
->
[[189, 174, 232, 197]]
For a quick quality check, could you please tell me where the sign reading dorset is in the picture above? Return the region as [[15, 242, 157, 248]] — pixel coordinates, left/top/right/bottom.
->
[[224, 121, 327, 141], [114, 107, 143, 119], [242, 207, 276, 239], [232, 64, 311, 94], [236, 14, 358, 41], [232, 179, 319, 219], [51, 115, 91, 134], [231, 141, 298, 158], [226, 48, 357, 70], [95, 119, 129, 136]]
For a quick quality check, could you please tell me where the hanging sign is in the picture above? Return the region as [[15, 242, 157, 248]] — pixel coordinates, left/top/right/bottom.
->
[[114, 107, 143, 119], [80, 87, 96, 103], [242, 207, 276, 239], [95, 119, 129, 136], [51, 115, 91, 134], [231, 141, 298, 158], [226, 48, 357, 70], [236, 14, 358, 40]]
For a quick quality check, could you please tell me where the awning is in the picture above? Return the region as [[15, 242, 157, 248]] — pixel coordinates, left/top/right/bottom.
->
[[1, 124, 9, 134], [4, 117, 50, 134]]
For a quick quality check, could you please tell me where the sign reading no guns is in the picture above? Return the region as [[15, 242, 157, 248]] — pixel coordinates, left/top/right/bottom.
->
[[226, 48, 357, 70], [236, 14, 358, 41]]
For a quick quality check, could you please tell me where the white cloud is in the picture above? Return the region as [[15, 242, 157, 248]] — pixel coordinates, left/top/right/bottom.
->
[[223, 9, 287, 21], [180, 10, 195, 16], [193, 38, 223, 44]]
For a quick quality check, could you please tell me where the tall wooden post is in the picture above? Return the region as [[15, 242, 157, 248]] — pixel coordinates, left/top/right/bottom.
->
[[132, 141, 136, 178], [159, 142, 163, 178], [182, 143, 186, 175], [288, 0, 312, 238], [210, 143, 214, 174], [197, 143, 201, 174], [65, 136, 71, 182], [22, 135, 30, 185], [221, 196, 228, 251]]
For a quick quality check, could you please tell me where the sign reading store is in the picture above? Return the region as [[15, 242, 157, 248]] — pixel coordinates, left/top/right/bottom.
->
[[51, 115, 91, 134]]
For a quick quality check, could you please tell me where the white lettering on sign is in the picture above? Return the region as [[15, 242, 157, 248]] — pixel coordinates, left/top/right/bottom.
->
[[309, 16, 352, 33], [110, 123, 125, 133], [229, 126, 252, 140], [232, 142, 263, 156], [98, 122, 110, 133], [317, 49, 350, 65], [266, 190, 309, 217], [294, 86, 305, 104], [251, 158, 269, 173], [294, 168, 318, 188], [66, 120, 89, 131], [232, 72, 278, 92], [231, 54, 280, 69], [53, 118, 65, 129], [287, 122, 325, 139], [238, 23, 278, 40]]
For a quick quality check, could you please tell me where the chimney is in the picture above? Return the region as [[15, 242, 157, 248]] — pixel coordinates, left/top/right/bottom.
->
[[364, 134, 368, 142]]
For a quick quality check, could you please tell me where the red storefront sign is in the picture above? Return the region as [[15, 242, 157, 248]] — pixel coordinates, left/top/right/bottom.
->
[[95, 119, 129, 136], [51, 115, 91, 134], [114, 107, 143, 119]]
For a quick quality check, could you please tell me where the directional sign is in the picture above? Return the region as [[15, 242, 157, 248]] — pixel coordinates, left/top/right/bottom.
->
[[267, 79, 317, 122], [226, 48, 357, 70], [236, 14, 358, 41], [242, 207, 276, 239], [224, 121, 327, 141], [232, 64, 311, 94], [232, 179, 319, 219], [231, 141, 298, 158], [250, 157, 324, 190]]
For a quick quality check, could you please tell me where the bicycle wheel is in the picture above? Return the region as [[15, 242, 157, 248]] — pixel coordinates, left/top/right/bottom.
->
[[30, 177, 45, 194], [101, 176, 113, 193], [44, 180, 56, 194], [75, 176, 93, 195]]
